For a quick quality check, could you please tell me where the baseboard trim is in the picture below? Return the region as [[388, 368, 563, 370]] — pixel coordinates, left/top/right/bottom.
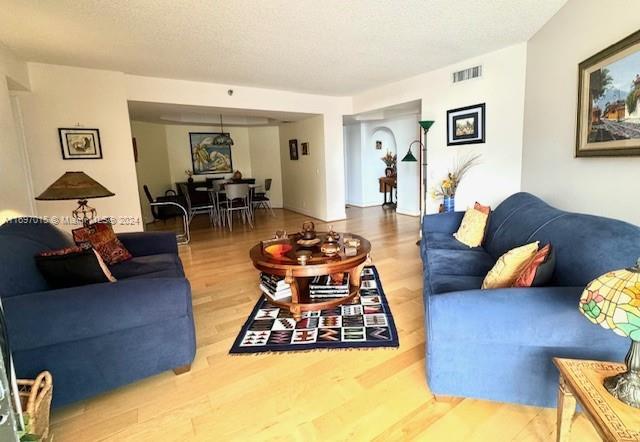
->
[[346, 202, 380, 208], [396, 208, 420, 217]]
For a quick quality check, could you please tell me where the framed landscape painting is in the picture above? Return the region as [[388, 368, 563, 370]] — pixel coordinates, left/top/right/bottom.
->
[[59, 128, 102, 159], [189, 132, 233, 175], [577, 30, 640, 157], [446, 103, 485, 146]]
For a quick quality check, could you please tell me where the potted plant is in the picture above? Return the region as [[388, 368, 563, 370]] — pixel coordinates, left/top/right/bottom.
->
[[185, 170, 194, 184], [381, 151, 397, 177], [431, 154, 481, 212]]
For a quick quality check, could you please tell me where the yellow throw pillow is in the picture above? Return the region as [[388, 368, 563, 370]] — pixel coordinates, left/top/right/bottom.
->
[[482, 242, 540, 289], [453, 208, 489, 247]]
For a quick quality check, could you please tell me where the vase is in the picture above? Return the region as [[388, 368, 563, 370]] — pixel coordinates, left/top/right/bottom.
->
[[443, 195, 455, 213]]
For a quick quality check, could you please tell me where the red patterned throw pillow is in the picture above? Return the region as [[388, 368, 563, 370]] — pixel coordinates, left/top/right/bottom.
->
[[513, 244, 555, 288], [72, 221, 132, 265]]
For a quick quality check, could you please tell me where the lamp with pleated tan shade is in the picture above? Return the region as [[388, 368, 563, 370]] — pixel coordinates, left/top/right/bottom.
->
[[35, 172, 114, 226]]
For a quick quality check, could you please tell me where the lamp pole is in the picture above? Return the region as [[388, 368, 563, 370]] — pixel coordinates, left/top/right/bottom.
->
[[417, 121, 435, 244]]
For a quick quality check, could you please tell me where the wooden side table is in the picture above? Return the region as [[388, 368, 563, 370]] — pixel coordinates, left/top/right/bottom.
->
[[553, 358, 640, 441]]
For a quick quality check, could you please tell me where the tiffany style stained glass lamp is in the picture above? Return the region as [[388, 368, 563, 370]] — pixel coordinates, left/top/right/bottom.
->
[[579, 258, 640, 408]]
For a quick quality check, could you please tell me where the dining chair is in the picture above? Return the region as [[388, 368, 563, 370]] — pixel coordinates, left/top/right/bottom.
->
[[208, 180, 227, 227], [144, 185, 190, 244], [178, 183, 215, 226], [252, 178, 274, 216], [223, 183, 253, 232]]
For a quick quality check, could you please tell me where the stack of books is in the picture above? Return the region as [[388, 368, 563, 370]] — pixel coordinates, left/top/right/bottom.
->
[[309, 273, 350, 298], [259, 273, 292, 301]]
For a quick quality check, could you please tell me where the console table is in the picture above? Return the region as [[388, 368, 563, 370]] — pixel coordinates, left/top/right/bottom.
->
[[379, 176, 397, 209]]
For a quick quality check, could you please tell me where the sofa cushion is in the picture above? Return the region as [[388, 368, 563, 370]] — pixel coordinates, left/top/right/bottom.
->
[[426, 249, 495, 277], [428, 286, 623, 348], [424, 232, 482, 252], [429, 274, 484, 295], [109, 253, 185, 280], [3, 278, 192, 351]]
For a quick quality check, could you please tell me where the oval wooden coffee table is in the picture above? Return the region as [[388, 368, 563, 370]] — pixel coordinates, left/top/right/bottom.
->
[[249, 232, 371, 321]]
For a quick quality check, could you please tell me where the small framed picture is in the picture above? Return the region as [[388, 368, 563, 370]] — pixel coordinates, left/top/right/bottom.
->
[[289, 139, 299, 160], [59, 128, 102, 159], [375, 140, 382, 150], [301, 142, 309, 155], [446, 103, 485, 146]]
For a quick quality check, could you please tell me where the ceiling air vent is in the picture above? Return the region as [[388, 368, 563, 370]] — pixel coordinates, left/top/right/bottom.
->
[[452, 65, 482, 83]]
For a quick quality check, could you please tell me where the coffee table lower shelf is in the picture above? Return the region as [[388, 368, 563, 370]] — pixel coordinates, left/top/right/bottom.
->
[[266, 287, 360, 321]]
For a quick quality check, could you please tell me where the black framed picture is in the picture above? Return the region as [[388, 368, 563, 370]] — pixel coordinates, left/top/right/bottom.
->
[[446, 103, 486, 146], [289, 139, 299, 160], [576, 29, 640, 157], [301, 142, 309, 155], [189, 132, 233, 175], [59, 128, 102, 159]]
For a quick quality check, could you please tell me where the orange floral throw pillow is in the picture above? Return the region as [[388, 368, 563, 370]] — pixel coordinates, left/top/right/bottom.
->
[[474, 202, 491, 215], [72, 221, 132, 265], [513, 244, 554, 288]]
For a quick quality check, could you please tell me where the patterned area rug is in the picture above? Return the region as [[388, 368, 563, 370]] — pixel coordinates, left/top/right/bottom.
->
[[229, 266, 399, 354]]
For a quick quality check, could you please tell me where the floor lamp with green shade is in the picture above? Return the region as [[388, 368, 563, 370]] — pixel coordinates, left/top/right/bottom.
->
[[402, 121, 434, 244]]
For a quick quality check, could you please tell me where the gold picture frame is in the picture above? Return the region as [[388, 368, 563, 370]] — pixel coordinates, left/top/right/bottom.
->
[[576, 30, 640, 157]]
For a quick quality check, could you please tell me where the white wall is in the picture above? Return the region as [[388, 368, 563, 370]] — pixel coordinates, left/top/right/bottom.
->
[[353, 44, 528, 213], [130, 121, 172, 223], [344, 123, 363, 206], [164, 124, 252, 185], [248, 126, 283, 208], [279, 116, 327, 218], [0, 46, 33, 223], [18, 64, 143, 232], [522, 0, 640, 226]]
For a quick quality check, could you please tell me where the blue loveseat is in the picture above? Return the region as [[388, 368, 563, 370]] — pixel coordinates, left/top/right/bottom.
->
[[0, 218, 196, 407], [421, 192, 640, 407]]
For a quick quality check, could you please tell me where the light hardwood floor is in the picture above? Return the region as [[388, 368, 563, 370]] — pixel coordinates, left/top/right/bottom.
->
[[49, 207, 599, 441]]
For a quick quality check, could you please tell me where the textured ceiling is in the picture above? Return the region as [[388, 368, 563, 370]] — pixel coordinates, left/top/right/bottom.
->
[[0, 0, 566, 95]]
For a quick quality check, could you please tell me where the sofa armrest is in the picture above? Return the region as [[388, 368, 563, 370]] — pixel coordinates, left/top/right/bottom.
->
[[117, 231, 178, 256], [423, 211, 465, 235], [3, 277, 192, 351]]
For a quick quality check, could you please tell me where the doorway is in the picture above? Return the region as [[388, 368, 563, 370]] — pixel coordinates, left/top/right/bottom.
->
[[342, 100, 421, 216]]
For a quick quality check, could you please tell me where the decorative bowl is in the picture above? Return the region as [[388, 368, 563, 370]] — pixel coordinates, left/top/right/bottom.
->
[[265, 243, 292, 256], [296, 250, 312, 264], [320, 241, 340, 256]]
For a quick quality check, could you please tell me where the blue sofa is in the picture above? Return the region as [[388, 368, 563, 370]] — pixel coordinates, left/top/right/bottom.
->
[[0, 218, 196, 407], [421, 192, 639, 407]]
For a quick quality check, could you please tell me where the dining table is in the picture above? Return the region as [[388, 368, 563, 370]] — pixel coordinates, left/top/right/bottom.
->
[[195, 183, 262, 227]]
